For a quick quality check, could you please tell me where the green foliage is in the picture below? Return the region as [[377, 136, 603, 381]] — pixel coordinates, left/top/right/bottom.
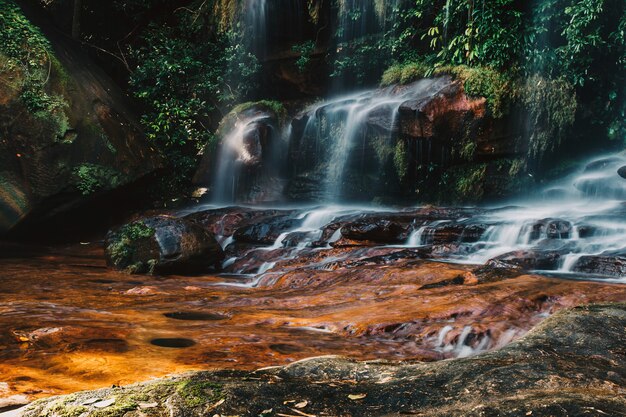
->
[[74, 164, 123, 195], [107, 221, 155, 273], [521, 75, 577, 161], [0, 0, 70, 138], [293, 40, 316, 72], [454, 163, 487, 199], [129, 12, 260, 191]]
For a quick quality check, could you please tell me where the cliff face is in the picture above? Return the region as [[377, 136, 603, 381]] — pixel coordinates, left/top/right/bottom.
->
[[0, 2, 162, 236]]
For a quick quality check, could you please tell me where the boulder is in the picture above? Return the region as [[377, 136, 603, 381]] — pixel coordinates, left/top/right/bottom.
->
[[488, 250, 562, 271], [341, 218, 410, 243], [618, 165, 626, 179], [0, 4, 161, 235], [529, 219, 572, 241], [105, 216, 224, 274], [574, 254, 626, 278]]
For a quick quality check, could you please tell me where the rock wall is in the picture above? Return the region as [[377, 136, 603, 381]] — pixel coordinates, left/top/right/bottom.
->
[[0, 3, 161, 236]]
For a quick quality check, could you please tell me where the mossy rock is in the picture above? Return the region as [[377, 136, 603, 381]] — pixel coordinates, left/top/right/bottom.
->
[[105, 216, 224, 275]]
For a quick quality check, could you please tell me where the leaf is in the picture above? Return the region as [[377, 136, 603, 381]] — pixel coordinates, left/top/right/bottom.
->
[[81, 398, 101, 405], [295, 401, 308, 409], [93, 398, 116, 408], [348, 394, 367, 400]]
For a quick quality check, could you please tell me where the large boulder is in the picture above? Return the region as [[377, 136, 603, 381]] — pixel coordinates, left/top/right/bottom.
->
[[105, 216, 224, 274], [0, 3, 161, 235]]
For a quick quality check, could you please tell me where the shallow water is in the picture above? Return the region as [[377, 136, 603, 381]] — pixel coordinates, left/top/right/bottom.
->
[[1, 241, 626, 404]]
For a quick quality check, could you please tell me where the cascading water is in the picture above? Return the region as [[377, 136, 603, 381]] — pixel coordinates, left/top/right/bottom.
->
[[244, 0, 269, 58], [438, 154, 626, 275], [211, 114, 272, 203], [292, 77, 450, 201]]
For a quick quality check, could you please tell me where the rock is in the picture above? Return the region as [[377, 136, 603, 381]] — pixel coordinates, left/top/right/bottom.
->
[[185, 207, 295, 238], [0, 5, 161, 235], [105, 216, 224, 274], [528, 219, 572, 241], [341, 219, 410, 243], [20, 304, 626, 417], [488, 250, 562, 271], [422, 223, 487, 245], [233, 216, 302, 245], [618, 165, 626, 179], [584, 157, 622, 172], [573, 254, 626, 277], [397, 77, 486, 139]]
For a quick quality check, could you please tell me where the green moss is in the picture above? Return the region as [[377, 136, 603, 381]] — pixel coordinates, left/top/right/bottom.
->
[[40, 399, 87, 417], [0, 0, 71, 139], [521, 75, 577, 161], [90, 396, 140, 417], [231, 100, 286, 119], [176, 380, 223, 408], [73, 164, 124, 195], [381, 62, 515, 118], [393, 140, 409, 180]]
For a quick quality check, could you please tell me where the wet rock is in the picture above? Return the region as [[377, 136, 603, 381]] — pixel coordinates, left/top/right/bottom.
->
[[422, 223, 487, 245], [528, 219, 572, 241], [488, 250, 562, 271], [0, 8, 161, 235], [573, 254, 626, 277], [584, 157, 622, 172], [233, 216, 302, 245], [618, 165, 626, 179], [193, 102, 285, 203], [398, 77, 487, 140], [21, 304, 626, 417], [186, 207, 295, 238], [105, 216, 224, 274], [341, 219, 410, 243]]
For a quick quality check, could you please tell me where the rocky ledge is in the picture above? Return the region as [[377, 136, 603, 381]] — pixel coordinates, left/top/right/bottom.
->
[[19, 303, 626, 417]]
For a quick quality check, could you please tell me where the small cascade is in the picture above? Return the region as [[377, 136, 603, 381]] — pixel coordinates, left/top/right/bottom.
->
[[211, 114, 271, 203], [406, 226, 427, 247], [449, 153, 626, 274]]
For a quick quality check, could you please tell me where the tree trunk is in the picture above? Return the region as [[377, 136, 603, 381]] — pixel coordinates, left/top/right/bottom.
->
[[72, 0, 82, 40]]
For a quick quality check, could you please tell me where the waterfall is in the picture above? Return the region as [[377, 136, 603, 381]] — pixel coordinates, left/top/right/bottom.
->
[[244, 0, 269, 59], [211, 114, 271, 203], [292, 77, 449, 201]]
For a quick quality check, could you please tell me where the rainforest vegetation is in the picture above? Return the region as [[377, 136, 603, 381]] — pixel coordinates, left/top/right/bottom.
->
[[3, 0, 621, 201]]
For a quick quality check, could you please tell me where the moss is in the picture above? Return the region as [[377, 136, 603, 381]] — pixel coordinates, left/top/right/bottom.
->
[[455, 163, 487, 199], [521, 75, 577, 161], [231, 100, 286, 119], [381, 62, 515, 118], [176, 380, 223, 408], [73, 164, 124, 196], [90, 396, 140, 417], [393, 140, 409, 180], [0, 0, 71, 138], [40, 399, 88, 417]]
